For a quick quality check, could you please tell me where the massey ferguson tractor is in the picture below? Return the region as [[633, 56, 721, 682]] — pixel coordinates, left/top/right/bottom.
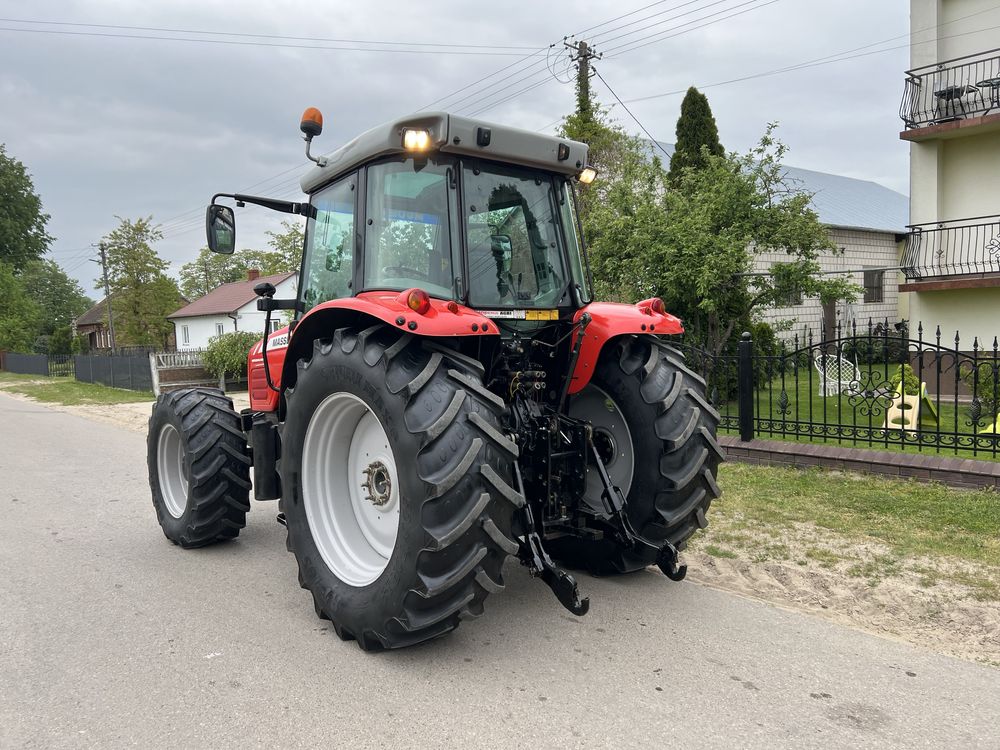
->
[[147, 108, 721, 650]]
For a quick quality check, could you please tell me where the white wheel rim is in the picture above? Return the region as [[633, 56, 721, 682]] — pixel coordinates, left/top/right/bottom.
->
[[569, 385, 635, 511], [301, 392, 401, 587], [157, 423, 188, 519]]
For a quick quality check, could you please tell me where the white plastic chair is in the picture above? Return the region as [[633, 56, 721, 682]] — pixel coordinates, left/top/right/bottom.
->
[[813, 352, 862, 397]]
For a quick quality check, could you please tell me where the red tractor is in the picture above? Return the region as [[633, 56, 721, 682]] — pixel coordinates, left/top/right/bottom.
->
[[147, 108, 721, 650]]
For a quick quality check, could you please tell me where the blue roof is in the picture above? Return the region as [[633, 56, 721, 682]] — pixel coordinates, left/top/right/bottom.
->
[[647, 141, 909, 233]]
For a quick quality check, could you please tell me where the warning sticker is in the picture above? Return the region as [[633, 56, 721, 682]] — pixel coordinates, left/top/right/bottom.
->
[[479, 309, 559, 321]]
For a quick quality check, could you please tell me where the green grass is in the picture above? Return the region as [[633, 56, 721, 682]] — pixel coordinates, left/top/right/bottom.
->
[[714, 462, 1000, 567], [4, 378, 153, 405], [716, 365, 1000, 462], [0, 371, 40, 383]]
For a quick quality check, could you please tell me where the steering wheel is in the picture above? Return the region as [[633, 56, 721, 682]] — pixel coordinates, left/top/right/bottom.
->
[[381, 265, 430, 281]]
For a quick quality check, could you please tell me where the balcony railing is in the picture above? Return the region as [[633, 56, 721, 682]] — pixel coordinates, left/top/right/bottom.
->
[[900, 48, 1000, 128], [902, 215, 1000, 279]]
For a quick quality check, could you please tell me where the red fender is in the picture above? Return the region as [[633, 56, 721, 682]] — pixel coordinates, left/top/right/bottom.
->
[[247, 291, 499, 411], [568, 301, 684, 395]]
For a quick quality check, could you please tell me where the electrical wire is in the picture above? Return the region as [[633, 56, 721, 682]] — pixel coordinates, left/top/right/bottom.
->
[[620, 13, 1000, 104], [0, 25, 532, 56], [593, 68, 672, 159], [604, 0, 780, 56], [0, 17, 540, 49]]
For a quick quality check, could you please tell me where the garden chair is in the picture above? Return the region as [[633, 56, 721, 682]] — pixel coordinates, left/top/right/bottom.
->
[[812, 352, 862, 397]]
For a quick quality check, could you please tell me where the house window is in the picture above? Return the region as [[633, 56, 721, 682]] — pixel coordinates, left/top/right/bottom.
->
[[863, 269, 884, 304], [270, 319, 283, 333], [215, 322, 225, 337], [182, 325, 190, 345], [777, 285, 803, 307]]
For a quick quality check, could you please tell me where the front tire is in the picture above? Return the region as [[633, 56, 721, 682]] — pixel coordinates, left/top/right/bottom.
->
[[146, 388, 252, 548], [279, 326, 522, 650], [554, 336, 723, 574]]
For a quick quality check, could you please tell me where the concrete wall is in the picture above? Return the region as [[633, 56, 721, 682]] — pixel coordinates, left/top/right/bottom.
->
[[908, 286, 1000, 344], [911, 0, 1000, 66], [904, 0, 1000, 345], [755, 228, 902, 341]]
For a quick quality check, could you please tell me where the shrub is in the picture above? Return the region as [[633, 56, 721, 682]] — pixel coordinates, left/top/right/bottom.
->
[[888, 364, 920, 396], [48, 326, 74, 356], [962, 362, 1000, 421], [203, 331, 261, 379]]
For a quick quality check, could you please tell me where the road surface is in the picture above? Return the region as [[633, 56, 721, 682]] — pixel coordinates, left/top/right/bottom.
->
[[1, 392, 997, 749]]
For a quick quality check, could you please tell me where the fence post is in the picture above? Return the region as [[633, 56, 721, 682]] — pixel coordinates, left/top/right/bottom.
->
[[738, 331, 754, 442]]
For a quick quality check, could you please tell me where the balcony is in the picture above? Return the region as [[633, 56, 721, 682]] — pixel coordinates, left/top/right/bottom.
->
[[900, 215, 1000, 290], [899, 48, 1000, 140]]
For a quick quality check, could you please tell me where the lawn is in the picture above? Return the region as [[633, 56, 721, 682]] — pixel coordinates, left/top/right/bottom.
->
[[1, 376, 153, 405], [714, 364, 1000, 461], [710, 463, 1000, 566]]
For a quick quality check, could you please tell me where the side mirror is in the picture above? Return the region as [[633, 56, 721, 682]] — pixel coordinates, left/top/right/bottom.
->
[[206, 205, 236, 255]]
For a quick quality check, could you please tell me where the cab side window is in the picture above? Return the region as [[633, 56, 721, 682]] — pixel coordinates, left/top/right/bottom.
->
[[301, 175, 356, 312]]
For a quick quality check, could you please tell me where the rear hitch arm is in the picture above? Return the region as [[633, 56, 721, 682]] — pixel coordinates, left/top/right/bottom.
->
[[588, 436, 687, 582], [513, 461, 590, 616]]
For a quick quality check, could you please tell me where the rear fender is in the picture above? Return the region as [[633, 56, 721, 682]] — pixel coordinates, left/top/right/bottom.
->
[[248, 292, 499, 413], [568, 301, 684, 395]]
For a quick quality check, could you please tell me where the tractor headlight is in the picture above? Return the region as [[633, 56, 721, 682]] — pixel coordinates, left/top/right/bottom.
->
[[578, 166, 598, 184], [402, 128, 431, 151]]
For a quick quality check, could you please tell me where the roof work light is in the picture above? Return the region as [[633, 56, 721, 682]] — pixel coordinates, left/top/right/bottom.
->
[[402, 128, 431, 151]]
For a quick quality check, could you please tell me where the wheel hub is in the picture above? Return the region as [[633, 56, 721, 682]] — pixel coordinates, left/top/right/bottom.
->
[[362, 461, 392, 507]]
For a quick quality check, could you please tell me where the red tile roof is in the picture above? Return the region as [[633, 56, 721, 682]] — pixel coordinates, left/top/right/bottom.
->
[[168, 272, 295, 319]]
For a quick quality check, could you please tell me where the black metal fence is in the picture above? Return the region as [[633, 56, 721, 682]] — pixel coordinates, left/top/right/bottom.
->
[[682, 321, 1000, 460], [74, 353, 154, 392], [3, 353, 50, 376], [902, 215, 1000, 279], [900, 47, 1000, 128]]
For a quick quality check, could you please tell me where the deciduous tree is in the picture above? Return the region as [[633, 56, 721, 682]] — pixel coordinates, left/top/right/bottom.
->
[[100, 217, 183, 349], [0, 144, 52, 271]]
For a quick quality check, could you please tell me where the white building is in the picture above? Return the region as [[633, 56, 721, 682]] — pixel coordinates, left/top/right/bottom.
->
[[168, 270, 296, 350], [755, 166, 909, 341], [899, 0, 1000, 345], [649, 142, 909, 340]]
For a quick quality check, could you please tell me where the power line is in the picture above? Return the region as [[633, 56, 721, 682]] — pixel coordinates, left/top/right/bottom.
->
[[604, 0, 781, 56], [0, 17, 540, 49], [593, 68, 672, 160], [620, 14, 1000, 104], [590, 0, 743, 47], [0, 26, 531, 56], [574, 0, 678, 36]]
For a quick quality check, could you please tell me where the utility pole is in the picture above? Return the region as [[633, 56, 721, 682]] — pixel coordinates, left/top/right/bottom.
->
[[92, 242, 117, 354], [564, 39, 602, 120]]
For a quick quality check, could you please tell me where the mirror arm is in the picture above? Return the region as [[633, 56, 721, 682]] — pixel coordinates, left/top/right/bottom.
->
[[211, 193, 315, 218]]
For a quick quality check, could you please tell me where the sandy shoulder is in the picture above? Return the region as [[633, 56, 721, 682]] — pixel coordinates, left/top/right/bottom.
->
[[686, 523, 1000, 667]]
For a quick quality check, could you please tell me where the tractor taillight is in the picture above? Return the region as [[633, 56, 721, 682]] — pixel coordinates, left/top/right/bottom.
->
[[637, 297, 666, 315], [405, 288, 431, 315]]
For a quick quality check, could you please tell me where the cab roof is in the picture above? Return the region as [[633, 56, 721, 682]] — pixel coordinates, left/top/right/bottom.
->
[[300, 112, 589, 194]]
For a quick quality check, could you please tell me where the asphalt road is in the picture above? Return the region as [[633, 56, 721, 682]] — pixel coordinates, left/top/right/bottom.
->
[[1, 392, 998, 750]]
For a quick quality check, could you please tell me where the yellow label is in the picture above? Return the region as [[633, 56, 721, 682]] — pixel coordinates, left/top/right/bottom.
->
[[524, 309, 559, 321]]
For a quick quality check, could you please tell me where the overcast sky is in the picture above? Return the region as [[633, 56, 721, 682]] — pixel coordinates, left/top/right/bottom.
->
[[0, 0, 963, 297]]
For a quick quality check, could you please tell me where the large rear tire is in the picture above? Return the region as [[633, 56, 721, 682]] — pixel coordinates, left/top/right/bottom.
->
[[279, 325, 522, 651], [146, 388, 252, 548], [553, 336, 723, 574]]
